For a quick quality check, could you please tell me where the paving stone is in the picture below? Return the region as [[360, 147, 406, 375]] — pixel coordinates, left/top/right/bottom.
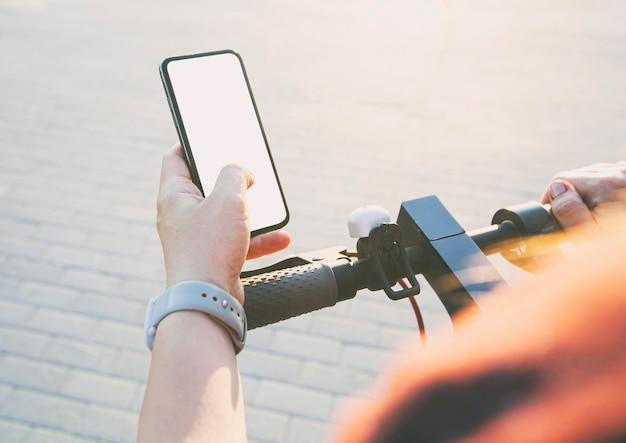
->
[[24, 222, 90, 249], [245, 406, 289, 443], [90, 319, 145, 352], [27, 307, 99, 340], [239, 348, 301, 383], [58, 269, 124, 295], [0, 419, 30, 443], [245, 325, 276, 350], [15, 281, 81, 311], [340, 344, 390, 373], [108, 349, 151, 382], [253, 379, 335, 421], [0, 274, 21, 295], [66, 214, 142, 239], [0, 354, 68, 394], [98, 254, 163, 282], [0, 235, 48, 261], [377, 325, 421, 350], [0, 299, 36, 328], [129, 383, 147, 413], [0, 388, 85, 434], [59, 368, 140, 409], [24, 427, 96, 443], [298, 360, 373, 396], [73, 403, 138, 442], [41, 244, 108, 270], [41, 336, 120, 375], [0, 256, 64, 285], [84, 232, 149, 257], [117, 279, 165, 303], [286, 416, 330, 443], [309, 312, 380, 346], [241, 376, 260, 404], [70, 292, 144, 324], [0, 324, 51, 358], [270, 329, 342, 364], [347, 295, 417, 329]]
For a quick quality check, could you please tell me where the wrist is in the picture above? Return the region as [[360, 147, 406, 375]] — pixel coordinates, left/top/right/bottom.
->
[[166, 274, 230, 293], [164, 265, 242, 303], [154, 310, 234, 355], [166, 277, 244, 305]]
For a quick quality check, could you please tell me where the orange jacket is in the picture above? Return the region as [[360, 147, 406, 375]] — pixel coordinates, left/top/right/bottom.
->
[[330, 225, 626, 443]]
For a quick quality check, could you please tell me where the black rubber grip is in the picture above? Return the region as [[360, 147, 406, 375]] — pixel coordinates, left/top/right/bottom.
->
[[243, 262, 339, 330]]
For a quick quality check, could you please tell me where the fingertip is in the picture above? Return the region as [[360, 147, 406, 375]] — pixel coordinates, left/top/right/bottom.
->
[[279, 229, 291, 243], [246, 229, 292, 260], [245, 167, 255, 188], [218, 164, 254, 190], [272, 229, 291, 250], [549, 179, 572, 201], [548, 180, 594, 229]]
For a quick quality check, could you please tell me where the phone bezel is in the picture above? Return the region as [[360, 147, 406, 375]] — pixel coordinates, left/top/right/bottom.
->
[[159, 49, 289, 237]]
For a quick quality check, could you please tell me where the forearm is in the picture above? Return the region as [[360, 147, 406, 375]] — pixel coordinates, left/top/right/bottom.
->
[[137, 311, 246, 443]]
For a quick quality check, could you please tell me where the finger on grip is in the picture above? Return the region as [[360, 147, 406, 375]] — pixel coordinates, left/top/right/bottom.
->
[[243, 262, 339, 330]]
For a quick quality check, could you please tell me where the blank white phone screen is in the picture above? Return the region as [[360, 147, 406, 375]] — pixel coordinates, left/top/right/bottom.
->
[[165, 52, 287, 234]]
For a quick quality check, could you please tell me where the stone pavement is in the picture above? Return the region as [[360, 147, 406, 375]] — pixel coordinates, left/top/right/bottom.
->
[[0, 0, 625, 441]]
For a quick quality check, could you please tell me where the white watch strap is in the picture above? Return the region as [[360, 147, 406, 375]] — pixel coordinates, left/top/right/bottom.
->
[[144, 281, 247, 354]]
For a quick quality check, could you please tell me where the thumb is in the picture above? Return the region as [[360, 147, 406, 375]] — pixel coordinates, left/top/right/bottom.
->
[[210, 164, 255, 197], [548, 179, 596, 231]]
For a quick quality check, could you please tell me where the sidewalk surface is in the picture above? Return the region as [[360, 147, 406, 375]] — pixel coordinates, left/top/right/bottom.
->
[[1, 0, 625, 441]]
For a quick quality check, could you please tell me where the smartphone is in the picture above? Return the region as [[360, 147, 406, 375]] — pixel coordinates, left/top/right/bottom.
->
[[160, 50, 289, 236]]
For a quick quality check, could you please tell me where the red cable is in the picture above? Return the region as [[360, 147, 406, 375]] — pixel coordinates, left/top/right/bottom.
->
[[347, 251, 427, 345], [399, 279, 427, 346]]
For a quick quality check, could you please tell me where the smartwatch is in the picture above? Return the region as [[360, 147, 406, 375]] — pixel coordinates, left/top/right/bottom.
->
[[144, 280, 247, 354]]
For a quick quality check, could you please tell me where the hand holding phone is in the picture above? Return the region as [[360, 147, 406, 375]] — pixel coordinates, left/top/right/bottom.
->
[[160, 50, 289, 236]]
